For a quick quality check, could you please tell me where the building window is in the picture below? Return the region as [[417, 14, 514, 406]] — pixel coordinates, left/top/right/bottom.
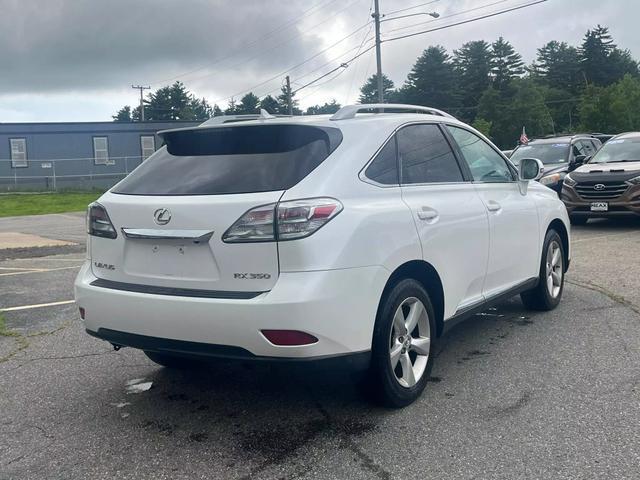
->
[[93, 137, 110, 165], [140, 135, 155, 160], [10, 138, 27, 168]]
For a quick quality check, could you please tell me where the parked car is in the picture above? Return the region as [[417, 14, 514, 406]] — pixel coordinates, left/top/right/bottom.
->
[[75, 104, 571, 407], [509, 135, 602, 194], [562, 131, 640, 224]]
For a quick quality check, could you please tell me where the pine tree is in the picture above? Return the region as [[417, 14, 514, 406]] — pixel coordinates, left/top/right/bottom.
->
[[305, 100, 341, 115], [490, 37, 524, 91], [533, 41, 582, 93], [112, 106, 132, 122], [259, 95, 280, 114], [237, 92, 260, 114], [277, 85, 301, 115], [399, 45, 459, 109], [580, 25, 638, 86], [453, 40, 492, 119], [358, 74, 395, 103]]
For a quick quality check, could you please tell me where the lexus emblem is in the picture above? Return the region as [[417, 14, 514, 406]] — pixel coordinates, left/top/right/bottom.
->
[[593, 184, 606, 191], [153, 208, 172, 225]]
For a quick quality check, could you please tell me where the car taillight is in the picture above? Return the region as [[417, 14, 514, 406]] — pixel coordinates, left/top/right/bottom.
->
[[222, 203, 277, 243], [222, 198, 342, 243], [276, 198, 342, 240], [87, 203, 117, 239]]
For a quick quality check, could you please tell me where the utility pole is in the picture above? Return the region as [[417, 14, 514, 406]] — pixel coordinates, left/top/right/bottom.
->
[[132, 85, 150, 122], [372, 0, 384, 103], [285, 75, 293, 115]]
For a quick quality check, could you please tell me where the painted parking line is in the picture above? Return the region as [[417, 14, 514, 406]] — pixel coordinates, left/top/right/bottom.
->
[[0, 300, 75, 312], [0, 265, 81, 277]]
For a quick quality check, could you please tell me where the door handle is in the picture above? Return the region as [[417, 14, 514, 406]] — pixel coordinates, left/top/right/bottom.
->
[[486, 201, 502, 212], [417, 207, 439, 221]]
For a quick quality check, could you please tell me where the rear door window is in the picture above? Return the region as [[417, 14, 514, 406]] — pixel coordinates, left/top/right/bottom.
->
[[113, 125, 342, 195], [397, 124, 464, 184]]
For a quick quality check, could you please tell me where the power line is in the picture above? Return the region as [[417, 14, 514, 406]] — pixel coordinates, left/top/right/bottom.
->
[[382, 0, 549, 43], [161, 0, 363, 88], [383, 0, 440, 17], [210, 21, 373, 105], [149, 0, 342, 86], [384, 0, 510, 35]]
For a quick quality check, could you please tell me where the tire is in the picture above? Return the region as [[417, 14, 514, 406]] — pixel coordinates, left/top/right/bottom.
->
[[144, 351, 201, 369], [369, 279, 436, 408], [569, 215, 588, 225], [520, 229, 565, 311]]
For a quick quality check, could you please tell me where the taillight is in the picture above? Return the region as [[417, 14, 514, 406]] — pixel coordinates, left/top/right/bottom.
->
[[222, 198, 342, 243], [276, 198, 342, 240], [222, 203, 277, 243], [87, 203, 117, 239]]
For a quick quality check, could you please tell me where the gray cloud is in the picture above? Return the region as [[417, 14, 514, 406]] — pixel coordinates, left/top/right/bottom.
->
[[0, 0, 638, 121]]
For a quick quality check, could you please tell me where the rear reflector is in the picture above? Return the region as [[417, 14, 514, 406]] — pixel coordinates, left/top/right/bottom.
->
[[261, 329, 319, 346], [79, 307, 85, 320]]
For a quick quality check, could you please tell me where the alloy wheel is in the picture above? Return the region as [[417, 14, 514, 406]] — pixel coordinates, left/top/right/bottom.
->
[[388, 297, 431, 388], [546, 240, 563, 298]]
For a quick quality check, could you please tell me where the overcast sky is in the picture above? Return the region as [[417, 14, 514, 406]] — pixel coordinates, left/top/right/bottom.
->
[[1, 0, 637, 122]]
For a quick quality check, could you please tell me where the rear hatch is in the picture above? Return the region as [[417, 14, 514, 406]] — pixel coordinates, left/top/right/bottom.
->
[[89, 123, 342, 294]]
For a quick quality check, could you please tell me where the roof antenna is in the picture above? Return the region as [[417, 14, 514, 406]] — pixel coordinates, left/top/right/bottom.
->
[[259, 109, 275, 120]]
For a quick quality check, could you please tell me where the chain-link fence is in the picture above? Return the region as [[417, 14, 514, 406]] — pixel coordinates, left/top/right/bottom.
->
[[0, 156, 145, 192]]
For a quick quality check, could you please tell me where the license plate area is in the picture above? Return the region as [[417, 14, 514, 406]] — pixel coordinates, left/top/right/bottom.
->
[[123, 239, 220, 281], [590, 202, 608, 212]]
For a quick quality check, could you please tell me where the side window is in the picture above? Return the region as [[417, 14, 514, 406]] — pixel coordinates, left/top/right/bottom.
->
[[446, 126, 514, 182], [580, 140, 596, 156], [364, 138, 398, 185], [572, 142, 586, 157], [397, 124, 463, 184]]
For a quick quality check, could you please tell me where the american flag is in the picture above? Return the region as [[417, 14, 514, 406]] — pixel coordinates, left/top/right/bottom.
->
[[519, 126, 529, 145]]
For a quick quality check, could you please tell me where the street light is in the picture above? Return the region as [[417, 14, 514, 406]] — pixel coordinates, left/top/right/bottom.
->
[[380, 11, 440, 22]]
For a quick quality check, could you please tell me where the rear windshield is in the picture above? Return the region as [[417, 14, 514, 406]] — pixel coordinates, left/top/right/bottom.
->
[[112, 124, 342, 195]]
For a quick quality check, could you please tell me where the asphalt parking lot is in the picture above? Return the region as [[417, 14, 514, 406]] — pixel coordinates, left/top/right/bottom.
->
[[1, 214, 639, 479]]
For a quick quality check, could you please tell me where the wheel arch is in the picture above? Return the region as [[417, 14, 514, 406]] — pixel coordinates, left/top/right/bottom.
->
[[379, 260, 445, 337], [547, 218, 569, 271]]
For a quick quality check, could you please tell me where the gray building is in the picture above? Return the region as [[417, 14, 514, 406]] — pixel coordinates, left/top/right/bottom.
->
[[0, 121, 199, 192]]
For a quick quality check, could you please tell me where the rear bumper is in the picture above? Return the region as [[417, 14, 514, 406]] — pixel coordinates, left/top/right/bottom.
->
[[75, 261, 389, 360], [87, 328, 371, 371]]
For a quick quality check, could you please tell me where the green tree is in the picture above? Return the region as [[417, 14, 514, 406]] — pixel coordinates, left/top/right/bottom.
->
[[579, 74, 640, 132], [490, 37, 524, 91], [471, 117, 492, 137], [259, 95, 280, 114], [580, 25, 615, 86], [398, 45, 459, 109], [112, 105, 132, 122], [237, 92, 260, 114], [453, 40, 492, 120], [305, 100, 341, 115], [212, 104, 223, 116], [478, 79, 552, 148], [533, 41, 582, 93], [277, 85, 302, 115], [358, 74, 395, 103], [225, 98, 239, 115]]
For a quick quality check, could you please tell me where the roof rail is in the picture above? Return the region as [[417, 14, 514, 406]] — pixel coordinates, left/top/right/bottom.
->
[[200, 109, 277, 126], [330, 103, 455, 121]]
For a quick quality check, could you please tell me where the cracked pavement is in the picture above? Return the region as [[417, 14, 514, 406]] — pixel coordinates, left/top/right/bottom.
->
[[1, 215, 639, 479]]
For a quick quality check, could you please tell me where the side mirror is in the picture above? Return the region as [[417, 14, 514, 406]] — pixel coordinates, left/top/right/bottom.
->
[[572, 154, 588, 165], [518, 157, 544, 182]]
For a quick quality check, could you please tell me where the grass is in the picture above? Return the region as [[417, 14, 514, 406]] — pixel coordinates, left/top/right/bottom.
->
[[0, 192, 102, 217], [0, 311, 19, 338]]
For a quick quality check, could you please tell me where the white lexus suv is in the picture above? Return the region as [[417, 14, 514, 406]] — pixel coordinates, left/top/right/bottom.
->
[[75, 104, 570, 407]]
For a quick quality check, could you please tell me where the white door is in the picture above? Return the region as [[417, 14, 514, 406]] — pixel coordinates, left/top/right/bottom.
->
[[446, 125, 540, 298], [397, 124, 490, 318]]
